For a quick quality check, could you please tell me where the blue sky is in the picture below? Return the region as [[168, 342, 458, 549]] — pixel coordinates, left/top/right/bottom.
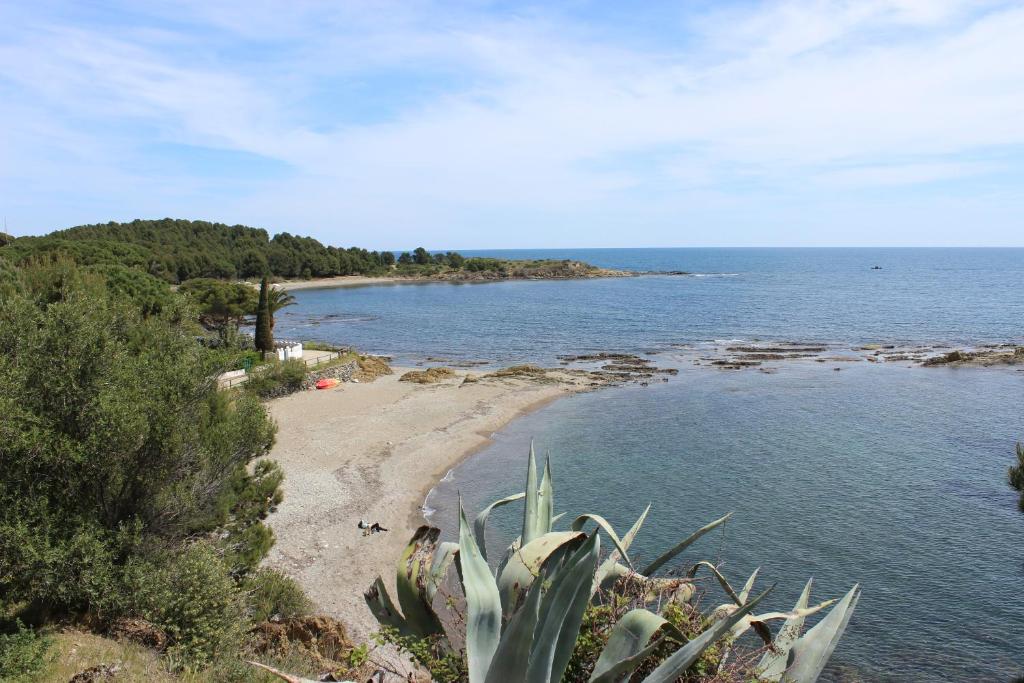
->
[[1, 0, 1022, 248]]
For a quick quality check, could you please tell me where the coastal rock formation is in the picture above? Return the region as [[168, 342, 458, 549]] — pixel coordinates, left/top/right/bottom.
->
[[921, 346, 1024, 367], [399, 367, 457, 383]]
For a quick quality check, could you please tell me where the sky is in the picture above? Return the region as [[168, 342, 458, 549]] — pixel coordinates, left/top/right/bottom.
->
[[1, 0, 1023, 248]]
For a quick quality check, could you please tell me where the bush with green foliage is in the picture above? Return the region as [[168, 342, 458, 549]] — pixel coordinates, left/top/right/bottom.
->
[[0, 260, 278, 620], [244, 568, 314, 623], [179, 277, 258, 339], [244, 359, 309, 399], [0, 621, 54, 682], [1009, 443, 1024, 511], [129, 542, 247, 670]]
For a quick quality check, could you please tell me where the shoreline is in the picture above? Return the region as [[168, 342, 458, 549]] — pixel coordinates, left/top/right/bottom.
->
[[276, 269, 649, 291], [262, 366, 597, 642]]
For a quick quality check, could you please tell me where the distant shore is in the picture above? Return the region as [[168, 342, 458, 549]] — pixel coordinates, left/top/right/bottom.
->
[[277, 268, 639, 291]]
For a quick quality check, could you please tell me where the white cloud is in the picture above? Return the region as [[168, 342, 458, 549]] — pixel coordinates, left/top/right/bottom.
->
[[1, 0, 1023, 245]]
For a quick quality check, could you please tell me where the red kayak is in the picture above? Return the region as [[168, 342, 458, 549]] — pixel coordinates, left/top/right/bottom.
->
[[315, 378, 340, 390]]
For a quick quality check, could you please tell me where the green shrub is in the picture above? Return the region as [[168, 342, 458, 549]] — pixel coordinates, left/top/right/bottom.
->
[[1010, 443, 1024, 512], [0, 621, 54, 682], [244, 569, 312, 623], [130, 543, 246, 670], [244, 359, 308, 399], [0, 259, 278, 622]]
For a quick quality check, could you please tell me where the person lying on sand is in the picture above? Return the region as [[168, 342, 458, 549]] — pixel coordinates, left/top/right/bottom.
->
[[357, 519, 389, 535]]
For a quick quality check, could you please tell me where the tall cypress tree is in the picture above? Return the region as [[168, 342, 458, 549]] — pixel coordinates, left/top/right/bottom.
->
[[255, 276, 273, 355]]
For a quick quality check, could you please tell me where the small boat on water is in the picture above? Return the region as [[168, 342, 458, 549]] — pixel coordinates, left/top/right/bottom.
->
[[315, 378, 340, 390], [871, 265, 883, 270]]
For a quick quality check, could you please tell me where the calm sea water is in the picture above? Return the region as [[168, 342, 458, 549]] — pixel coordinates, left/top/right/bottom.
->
[[276, 249, 1024, 681]]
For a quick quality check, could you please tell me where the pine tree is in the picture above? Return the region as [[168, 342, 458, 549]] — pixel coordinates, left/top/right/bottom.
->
[[255, 277, 273, 355]]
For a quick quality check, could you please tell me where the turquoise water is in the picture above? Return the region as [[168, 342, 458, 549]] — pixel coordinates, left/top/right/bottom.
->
[[276, 249, 1024, 681]]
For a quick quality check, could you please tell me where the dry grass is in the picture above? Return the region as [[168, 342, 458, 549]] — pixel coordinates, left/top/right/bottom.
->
[[42, 630, 176, 683]]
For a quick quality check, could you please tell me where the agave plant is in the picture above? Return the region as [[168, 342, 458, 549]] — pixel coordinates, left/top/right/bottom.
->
[[260, 444, 860, 682]]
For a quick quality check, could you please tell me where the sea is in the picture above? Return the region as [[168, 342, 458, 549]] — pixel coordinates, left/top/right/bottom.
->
[[274, 248, 1024, 682]]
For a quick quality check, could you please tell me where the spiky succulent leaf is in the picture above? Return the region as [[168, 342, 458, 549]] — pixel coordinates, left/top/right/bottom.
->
[[688, 560, 742, 606], [474, 492, 526, 561], [731, 599, 836, 643], [426, 541, 460, 602], [641, 512, 732, 576], [485, 568, 545, 683], [589, 638, 666, 683], [396, 526, 445, 637], [539, 456, 554, 535], [523, 442, 544, 544], [526, 531, 601, 683], [589, 608, 684, 683], [777, 584, 861, 683], [738, 567, 760, 604], [757, 578, 813, 679], [457, 499, 503, 682], [595, 505, 650, 594], [640, 584, 775, 683], [497, 530, 585, 617], [570, 513, 634, 569]]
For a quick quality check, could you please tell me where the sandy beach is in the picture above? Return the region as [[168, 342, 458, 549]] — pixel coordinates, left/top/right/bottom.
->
[[277, 275, 412, 290], [263, 367, 594, 642]]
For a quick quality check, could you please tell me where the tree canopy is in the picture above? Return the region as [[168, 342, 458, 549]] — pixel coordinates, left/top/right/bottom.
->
[[0, 218, 393, 283]]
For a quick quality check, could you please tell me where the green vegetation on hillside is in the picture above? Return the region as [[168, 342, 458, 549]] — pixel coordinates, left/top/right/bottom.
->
[[0, 258, 337, 679], [1, 219, 610, 289], [0, 218, 393, 283]]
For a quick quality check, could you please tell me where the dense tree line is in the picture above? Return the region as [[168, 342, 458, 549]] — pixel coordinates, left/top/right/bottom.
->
[[0, 218, 394, 283]]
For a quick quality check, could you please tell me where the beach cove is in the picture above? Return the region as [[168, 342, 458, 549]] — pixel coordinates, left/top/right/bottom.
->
[[262, 366, 597, 642]]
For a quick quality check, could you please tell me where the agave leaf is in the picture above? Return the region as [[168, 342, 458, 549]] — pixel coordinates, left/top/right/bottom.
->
[[526, 532, 601, 683], [594, 505, 650, 594], [539, 456, 554, 536], [589, 638, 665, 683], [363, 575, 413, 637], [757, 578, 813, 680], [484, 568, 545, 683], [248, 661, 347, 683], [474, 492, 525, 561], [732, 600, 838, 643], [687, 560, 742, 606], [640, 584, 775, 683], [426, 541, 460, 602], [570, 513, 634, 569], [778, 584, 861, 683], [598, 561, 634, 593], [497, 530, 586, 617], [523, 442, 544, 545], [395, 526, 445, 637], [589, 609, 685, 683], [738, 567, 760, 604], [457, 499, 503, 682], [641, 512, 732, 576]]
